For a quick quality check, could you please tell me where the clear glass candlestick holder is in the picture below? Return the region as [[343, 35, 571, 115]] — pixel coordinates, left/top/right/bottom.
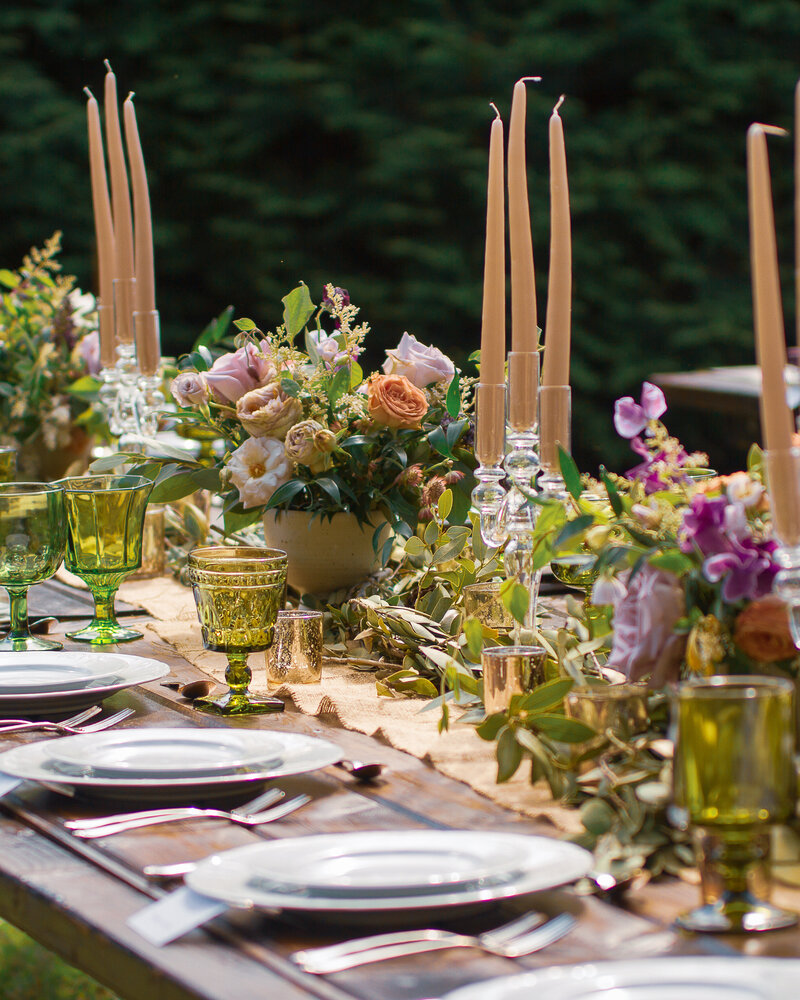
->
[[471, 381, 508, 548], [765, 448, 800, 647], [538, 385, 571, 499]]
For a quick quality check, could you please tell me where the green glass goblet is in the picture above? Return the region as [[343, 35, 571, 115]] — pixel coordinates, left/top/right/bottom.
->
[[673, 675, 797, 933], [0, 446, 16, 484], [187, 546, 287, 716], [0, 483, 66, 651], [59, 475, 153, 644]]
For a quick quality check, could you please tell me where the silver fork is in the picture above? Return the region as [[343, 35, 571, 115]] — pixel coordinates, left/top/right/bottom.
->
[[0, 707, 133, 736], [68, 792, 312, 838], [291, 912, 576, 974], [0, 707, 100, 732], [66, 787, 284, 830]]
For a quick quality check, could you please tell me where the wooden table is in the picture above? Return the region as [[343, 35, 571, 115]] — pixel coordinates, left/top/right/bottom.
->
[[2, 617, 800, 1000]]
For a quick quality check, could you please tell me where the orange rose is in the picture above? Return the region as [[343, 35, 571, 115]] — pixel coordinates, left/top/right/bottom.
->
[[733, 596, 797, 663], [367, 373, 428, 429]]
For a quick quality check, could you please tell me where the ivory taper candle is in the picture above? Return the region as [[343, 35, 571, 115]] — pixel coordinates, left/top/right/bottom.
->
[[747, 123, 796, 539], [542, 96, 572, 388], [508, 77, 541, 354], [795, 79, 799, 354], [104, 60, 135, 345], [479, 104, 506, 389], [84, 87, 116, 369]]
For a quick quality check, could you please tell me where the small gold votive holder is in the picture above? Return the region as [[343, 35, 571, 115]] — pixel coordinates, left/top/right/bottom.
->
[[482, 645, 547, 714], [463, 582, 514, 632], [0, 446, 16, 484], [266, 610, 324, 688], [564, 682, 649, 748], [131, 504, 166, 579]]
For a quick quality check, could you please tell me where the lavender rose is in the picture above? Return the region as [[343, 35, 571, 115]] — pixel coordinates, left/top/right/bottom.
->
[[383, 332, 455, 388], [204, 343, 276, 404], [236, 382, 302, 439], [170, 371, 210, 408], [284, 419, 326, 471], [607, 565, 686, 685]]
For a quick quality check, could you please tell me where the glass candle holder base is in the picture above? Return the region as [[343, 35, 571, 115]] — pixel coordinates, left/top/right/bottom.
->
[[66, 619, 143, 645], [194, 689, 285, 716], [677, 894, 797, 934], [0, 634, 63, 653]]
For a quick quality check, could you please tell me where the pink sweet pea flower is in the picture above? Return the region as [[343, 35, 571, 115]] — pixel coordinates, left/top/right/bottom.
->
[[613, 382, 667, 439]]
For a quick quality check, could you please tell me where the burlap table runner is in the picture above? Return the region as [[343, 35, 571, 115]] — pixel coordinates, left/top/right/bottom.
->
[[119, 576, 583, 834]]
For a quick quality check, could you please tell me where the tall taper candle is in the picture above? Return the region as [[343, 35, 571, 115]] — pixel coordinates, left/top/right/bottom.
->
[[104, 60, 135, 345], [124, 93, 160, 374], [84, 87, 116, 369], [795, 79, 799, 354], [748, 123, 794, 454], [479, 105, 506, 387], [508, 77, 541, 353], [542, 96, 572, 388]]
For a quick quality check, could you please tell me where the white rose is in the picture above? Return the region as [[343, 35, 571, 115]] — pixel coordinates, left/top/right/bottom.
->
[[383, 332, 455, 387], [225, 437, 292, 509], [725, 471, 763, 508], [308, 330, 341, 363]]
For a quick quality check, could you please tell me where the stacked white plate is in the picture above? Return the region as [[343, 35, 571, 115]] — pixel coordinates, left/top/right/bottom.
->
[[0, 727, 342, 802], [0, 652, 170, 717], [183, 830, 592, 919], [442, 958, 800, 1000]]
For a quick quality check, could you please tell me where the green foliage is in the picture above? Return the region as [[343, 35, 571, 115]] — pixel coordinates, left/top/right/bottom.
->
[[0, 3, 796, 471]]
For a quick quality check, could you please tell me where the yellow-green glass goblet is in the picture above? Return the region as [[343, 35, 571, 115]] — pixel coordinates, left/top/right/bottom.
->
[[673, 675, 797, 933], [187, 546, 287, 716], [59, 475, 153, 644], [0, 446, 16, 483], [0, 483, 66, 651]]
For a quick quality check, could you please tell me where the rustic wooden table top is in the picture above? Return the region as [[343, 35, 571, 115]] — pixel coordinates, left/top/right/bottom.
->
[[3, 614, 800, 1000]]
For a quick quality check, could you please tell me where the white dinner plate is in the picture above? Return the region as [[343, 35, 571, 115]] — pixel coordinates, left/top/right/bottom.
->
[[0, 652, 170, 717], [0, 728, 342, 803], [441, 958, 800, 1000], [48, 728, 286, 779], [184, 830, 593, 913]]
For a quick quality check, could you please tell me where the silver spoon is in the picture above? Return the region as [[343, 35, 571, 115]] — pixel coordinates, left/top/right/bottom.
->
[[334, 759, 385, 782]]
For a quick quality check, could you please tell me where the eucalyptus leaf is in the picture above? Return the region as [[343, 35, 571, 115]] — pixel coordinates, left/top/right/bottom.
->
[[496, 726, 524, 782], [463, 617, 484, 660], [534, 713, 596, 743]]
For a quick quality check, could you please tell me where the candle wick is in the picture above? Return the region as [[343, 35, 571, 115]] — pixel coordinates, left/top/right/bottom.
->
[[553, 94, 566, 115], [104, 58, 113, 73], [126, 91, 135, 102], [754, 122, 789, 137], [489, 101, 501, 120], [518, 76, 542, 84], [83, 86, 95, 100]]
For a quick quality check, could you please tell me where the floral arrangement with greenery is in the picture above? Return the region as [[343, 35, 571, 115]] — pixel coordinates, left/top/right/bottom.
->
[[0, 233, 101, 475], [150, 283, 474, 554]]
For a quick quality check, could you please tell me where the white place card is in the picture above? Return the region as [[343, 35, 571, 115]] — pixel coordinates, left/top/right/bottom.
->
[[127, 886, 228, 946]]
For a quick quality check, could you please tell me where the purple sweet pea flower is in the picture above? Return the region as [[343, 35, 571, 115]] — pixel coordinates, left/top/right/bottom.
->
[[613, 382, 667, 439], [704, 536, 779, 603], [679, 494, 729, 555]]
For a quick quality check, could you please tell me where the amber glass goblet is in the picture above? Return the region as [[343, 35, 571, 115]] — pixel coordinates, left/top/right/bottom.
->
[[187, 546, 287, 715], [0, 483, 66, 651], [673, 675, 797, 932], [59, 475, 153, 644]]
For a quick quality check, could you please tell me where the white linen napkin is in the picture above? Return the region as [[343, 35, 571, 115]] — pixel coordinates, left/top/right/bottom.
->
[[127, 886, 228, 946]]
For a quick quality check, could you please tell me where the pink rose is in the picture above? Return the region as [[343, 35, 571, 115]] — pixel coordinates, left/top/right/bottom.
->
[[204, 343, 276, 404], [383, 332, 455, 387], [170, 371, 210, 408], [607, 565, 686, 686], [76, 330, 101, 376]]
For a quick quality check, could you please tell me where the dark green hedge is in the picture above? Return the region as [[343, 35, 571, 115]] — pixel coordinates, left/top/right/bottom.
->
[[0, 0, 797, 467]]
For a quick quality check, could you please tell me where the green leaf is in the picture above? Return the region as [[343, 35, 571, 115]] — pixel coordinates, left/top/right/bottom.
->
[[0, 269, 19, 288], [445, 417, 467, 450], [280, 377, 301, 398], [581, 799, 616, 836], [553, 514, 595, 552], [427, 425, 453, 459], [437, 489, 453, 521], [500, 580, 529, 625], [196, 306, 234, 347], [599, 466, 624, 516], [150, 467, 221, 503], [349, 361, 363, 389], [558, 446, 583, 500], [534, 713, 596, 743], [234, 317, 256, 332], [463, 617, 484, 660], [648, 550, 694, 575], [476, 712, 507, 740], [223, 507, 264, 534], [315, 476, 341, 506], [445, 370, 461, 418], [514, 677, 574, 713], [404, 535, 425, 557], [496, 727, 523, 783], [328, 366, 351, 408], [264, 478, 308, 508], [282, 283, 315, 340]]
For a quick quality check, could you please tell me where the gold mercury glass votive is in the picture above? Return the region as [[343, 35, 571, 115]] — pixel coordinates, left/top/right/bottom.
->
[[463, 582, 514, 632], [0, 447, 16, 484], [266, 610, 324, 688], [131, 504, 166, 579], [564, 682, 650, 745], [481, 645, 547, 714]]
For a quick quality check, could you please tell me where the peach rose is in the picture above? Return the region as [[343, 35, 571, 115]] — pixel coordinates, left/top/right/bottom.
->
[[367, 373, 428, 430], [734, 596, 796, 663]]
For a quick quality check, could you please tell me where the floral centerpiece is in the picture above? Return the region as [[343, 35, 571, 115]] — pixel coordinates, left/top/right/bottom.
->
[[147, 283, 474, 581], [0, 233, 102, 479]]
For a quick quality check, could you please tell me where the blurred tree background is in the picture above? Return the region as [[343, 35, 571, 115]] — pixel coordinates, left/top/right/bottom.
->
[[0, 0, 797, 469]]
